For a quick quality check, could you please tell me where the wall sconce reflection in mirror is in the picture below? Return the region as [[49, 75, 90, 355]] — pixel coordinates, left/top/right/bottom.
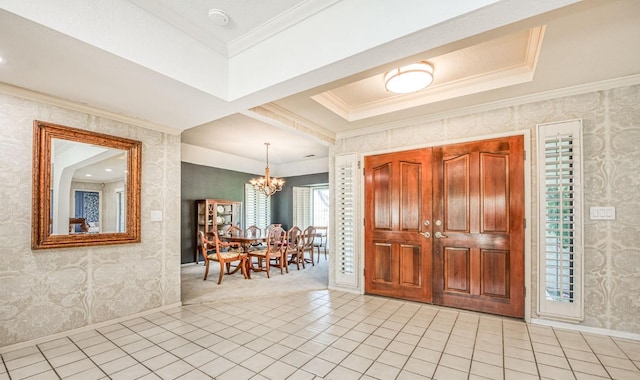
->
[[32, 120, 141, 249]]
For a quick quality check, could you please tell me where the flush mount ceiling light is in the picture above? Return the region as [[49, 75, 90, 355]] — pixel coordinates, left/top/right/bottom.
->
[[384, 61, 434, 94]]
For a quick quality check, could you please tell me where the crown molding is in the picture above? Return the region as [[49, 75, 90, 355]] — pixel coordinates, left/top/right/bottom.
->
[[0, 82, 181, 135], [336, 74, 640, 140], [228, 0, 340, 57], [313, 26, 546, 122], [248, 103, 336, 145]]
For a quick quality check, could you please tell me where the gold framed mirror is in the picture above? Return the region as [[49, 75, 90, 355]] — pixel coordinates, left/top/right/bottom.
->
[[32, 120, 141, 249]]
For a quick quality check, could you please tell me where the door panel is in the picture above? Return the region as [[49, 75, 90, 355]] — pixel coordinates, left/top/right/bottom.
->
[[364, 135, 524, 318], [433, 135, 524, 318], [365, 149, 432, 303]]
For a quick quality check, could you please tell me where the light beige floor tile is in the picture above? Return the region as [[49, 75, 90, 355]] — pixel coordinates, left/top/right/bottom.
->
[[142, 351, 179, 371], [376, 350, 408, 369], [10, 370, 55, 380], [198, 356, 236, 378], [7, 360, 51, 380], [301, 357, 336, 377], [403, 357, 437, 378], [241, 352, 278, 373], [110, 363, 152, 380], [5, 352, 45, 371], [568, 358, 609, 378], [597, 353, 638, 371], [64, 366, 108, 380], [605, 366, 640, 380], [259, 360, 297, 380], [325, 365, 362, 380], [411, 347, 442, 364], [55, 357, 97, 377], [439, 353, 471, 372], [317, 346, 349, 364], [504, 369, 541, 380], [470, 360, 504, 380], [364, 361, 401, 380], [340, 353, 374, 373], [153, 359, 194, 379], [433, 364, 469, 380], [537, 363, 575, 379], [504, 356, 538, 375], [174, 369, 212, 380], [535, 351, 570, 369], [99, 355, 138, 375]]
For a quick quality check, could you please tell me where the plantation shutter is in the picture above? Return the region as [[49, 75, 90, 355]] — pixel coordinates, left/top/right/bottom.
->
[[335, 153, 358, 288], [537, 119, 583, 321], [293, 187, 312, 229], [245, 184, 271, 231]]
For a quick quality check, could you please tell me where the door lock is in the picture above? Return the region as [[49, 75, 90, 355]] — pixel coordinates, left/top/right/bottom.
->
[[434, 231, 448, 239], [420, 231, 431, 238]]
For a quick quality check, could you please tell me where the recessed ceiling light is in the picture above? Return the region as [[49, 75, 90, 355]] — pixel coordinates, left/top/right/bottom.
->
[[208, 9, 229, 26], [0, 56, 7, 64], [85, 174, 92, 177], [105, 168, 112, 172]]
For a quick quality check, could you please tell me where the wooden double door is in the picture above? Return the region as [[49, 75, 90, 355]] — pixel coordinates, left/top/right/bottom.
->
[[364, 136, 524, 318]]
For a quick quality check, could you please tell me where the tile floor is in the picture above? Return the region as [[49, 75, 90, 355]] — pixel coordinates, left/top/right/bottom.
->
[[1, 290, 639, 379]]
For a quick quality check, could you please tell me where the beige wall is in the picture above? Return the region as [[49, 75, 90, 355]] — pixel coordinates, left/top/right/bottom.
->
[[0, 93, 182, 347], [332, 82, 640, 335]]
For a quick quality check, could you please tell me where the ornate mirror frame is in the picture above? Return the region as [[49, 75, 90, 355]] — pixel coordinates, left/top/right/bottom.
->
[[32, 120, 142, 249]]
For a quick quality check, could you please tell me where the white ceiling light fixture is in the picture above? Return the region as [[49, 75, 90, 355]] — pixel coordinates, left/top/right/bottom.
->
[[249, 143, 285, 197], [384, 61, 434, 94]]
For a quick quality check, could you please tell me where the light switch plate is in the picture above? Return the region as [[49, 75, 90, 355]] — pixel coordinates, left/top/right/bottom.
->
[[150, 210, 163, 222], [590, 206, 615, 220]]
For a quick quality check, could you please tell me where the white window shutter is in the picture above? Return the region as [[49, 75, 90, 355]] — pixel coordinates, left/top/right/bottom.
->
[[245, 184, 271, 231], [293, 186, 312, 229], [335, 153, 358, 288], [537, 119, 584, 321]]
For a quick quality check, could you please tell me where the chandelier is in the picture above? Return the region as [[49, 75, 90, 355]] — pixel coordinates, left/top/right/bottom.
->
[[249, 142, 285, 196]]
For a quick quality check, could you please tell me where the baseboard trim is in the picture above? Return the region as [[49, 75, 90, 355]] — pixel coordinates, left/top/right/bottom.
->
[[0, 302, 183, 353], [530, 318, 640, 341]]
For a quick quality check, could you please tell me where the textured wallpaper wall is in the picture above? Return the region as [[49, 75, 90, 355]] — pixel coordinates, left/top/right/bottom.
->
[[333, 83, 640, 334], [0, 93, 182, 347]]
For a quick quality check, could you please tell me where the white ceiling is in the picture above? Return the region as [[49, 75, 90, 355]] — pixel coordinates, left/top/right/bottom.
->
[[1, 0, 639, 176]]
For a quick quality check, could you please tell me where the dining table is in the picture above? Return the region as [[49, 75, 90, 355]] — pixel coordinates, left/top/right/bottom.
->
[[220, 234, 266, 279]]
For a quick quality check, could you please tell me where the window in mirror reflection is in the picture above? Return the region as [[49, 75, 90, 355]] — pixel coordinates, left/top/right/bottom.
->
[[51, 138, 128, 235]]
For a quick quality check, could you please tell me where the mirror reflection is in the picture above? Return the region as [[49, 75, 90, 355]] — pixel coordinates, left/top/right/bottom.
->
[[51, 139, 128, 235], [32, 120, 141, 250]]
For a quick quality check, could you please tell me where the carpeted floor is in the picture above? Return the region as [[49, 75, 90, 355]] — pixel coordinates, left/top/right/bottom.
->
[[181, 255, 329, 305]]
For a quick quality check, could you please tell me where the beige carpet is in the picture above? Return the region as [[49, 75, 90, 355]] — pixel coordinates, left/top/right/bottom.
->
[[181, 256, 329, 305]]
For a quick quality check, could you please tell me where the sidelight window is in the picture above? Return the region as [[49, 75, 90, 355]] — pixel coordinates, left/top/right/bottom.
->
[[335, 153, 358, 288], [537, 119, 584, 321]]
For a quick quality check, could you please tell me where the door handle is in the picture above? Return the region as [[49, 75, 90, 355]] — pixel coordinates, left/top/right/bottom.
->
[[434, 231, 448, 239], [420, 231, 431, 238]]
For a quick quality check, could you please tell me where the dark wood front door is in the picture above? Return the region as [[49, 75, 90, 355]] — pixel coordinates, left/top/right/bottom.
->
[[432, 136, 524, 318], [364, 136, 525, 318], [364, 149, 433, 303]]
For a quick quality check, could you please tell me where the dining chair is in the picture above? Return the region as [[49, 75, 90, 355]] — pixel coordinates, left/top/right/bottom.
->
[[301, 226, 316, 266], [283, 226, 304, 271], [198, 230, 247, 284], [245, 225, 262, 251], [227, 225, 242, 238], [248, 226, 286, 278], [313, 226, 328, 262]]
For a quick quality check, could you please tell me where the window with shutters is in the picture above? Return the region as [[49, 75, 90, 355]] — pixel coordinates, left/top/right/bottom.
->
[[245, 184, 271, 231], [293, 187, 312, 229], [335, 153, 358, 288], [537, 119, 584, 321], [293, 186, 329, 230]]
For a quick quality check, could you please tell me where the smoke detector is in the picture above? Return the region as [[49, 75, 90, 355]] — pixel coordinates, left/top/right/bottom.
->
[[208, 9, 229, 26]]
